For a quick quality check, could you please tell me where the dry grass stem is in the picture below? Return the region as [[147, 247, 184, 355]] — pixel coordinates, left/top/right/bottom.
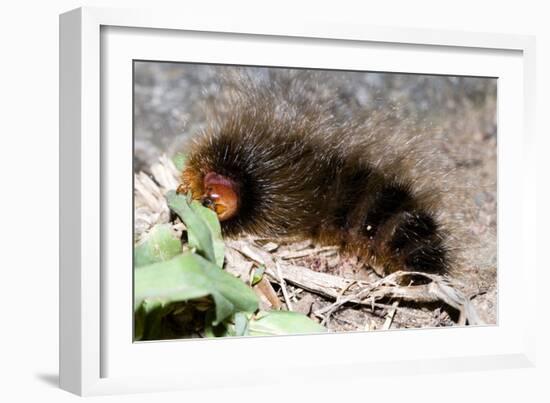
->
[[383, 301, 400, 330], [276, 261, 293, 311]]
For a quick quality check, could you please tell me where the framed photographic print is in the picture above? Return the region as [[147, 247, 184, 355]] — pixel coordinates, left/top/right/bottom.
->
[[59, 7, 537, 396]]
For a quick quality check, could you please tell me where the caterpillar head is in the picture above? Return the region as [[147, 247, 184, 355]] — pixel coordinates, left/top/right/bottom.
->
[[178, 170, 239, 221]]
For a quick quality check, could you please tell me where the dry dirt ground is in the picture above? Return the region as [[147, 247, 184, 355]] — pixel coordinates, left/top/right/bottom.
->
[[134, 62, 497, 333]]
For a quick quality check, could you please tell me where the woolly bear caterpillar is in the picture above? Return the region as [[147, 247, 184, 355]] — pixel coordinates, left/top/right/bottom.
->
[[177, 71, 459, 277]]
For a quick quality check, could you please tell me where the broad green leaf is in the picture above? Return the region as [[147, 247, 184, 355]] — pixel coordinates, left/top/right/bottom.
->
[[166, 191, 224, 267], [134, 253, 258, 330], [172, 153, 187, 171], [247, 311, 327, 336], [233, 312, 250, 337], [205, 310, 327, 339], [134, 224, 182, 267], [190, 200, 225, 268]]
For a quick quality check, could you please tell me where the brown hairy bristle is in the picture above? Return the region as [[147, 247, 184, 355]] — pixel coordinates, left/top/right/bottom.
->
[[180, 71, 458, 276]]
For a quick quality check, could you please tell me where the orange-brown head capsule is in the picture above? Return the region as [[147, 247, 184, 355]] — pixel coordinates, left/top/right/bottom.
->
[[200, 172, 239, 221]]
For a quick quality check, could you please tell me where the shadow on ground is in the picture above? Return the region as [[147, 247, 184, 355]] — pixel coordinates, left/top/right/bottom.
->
[[35, 372, 59, 388]]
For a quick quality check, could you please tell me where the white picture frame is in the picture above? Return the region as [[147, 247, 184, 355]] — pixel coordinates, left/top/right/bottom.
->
[[59, 6, 537, 396]]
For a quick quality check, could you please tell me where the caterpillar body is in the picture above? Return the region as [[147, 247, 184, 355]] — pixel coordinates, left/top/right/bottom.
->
[[178, 73, 455, 276]]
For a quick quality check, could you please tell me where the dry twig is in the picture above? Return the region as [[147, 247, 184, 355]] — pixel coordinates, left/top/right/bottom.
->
[[226, 239, 483, 326]]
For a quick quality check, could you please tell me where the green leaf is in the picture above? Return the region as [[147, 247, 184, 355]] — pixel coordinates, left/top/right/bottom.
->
[[233, 312, 250, 337], [134, 253, 258, 334], [251, 265, 265, 286], [134, 299, 176, 341], [205, 310, 327, 339], [134, 224, 182, 268], [204, 311, 251, 338], [166, 191, 225, 267], [247, 311, 327, 336], [172, 153, 187, 171], [189, 200, 225, 268]]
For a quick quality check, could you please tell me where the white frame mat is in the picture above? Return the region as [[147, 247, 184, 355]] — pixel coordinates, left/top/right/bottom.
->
[[59, 7, 537, 396]]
